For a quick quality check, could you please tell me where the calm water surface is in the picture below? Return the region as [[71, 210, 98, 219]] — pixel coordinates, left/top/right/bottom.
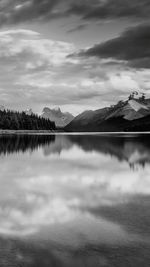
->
[[0, 134, 150, 266]]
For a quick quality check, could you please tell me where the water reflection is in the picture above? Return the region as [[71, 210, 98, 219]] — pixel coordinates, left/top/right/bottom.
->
[[0, 134, 55, 155], [0, 134, 150, 266], [68, 135, 150, 169], [1, 134, 150, 168]]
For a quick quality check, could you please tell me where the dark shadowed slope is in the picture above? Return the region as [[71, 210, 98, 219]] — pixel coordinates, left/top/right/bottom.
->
[[65, 98, 150, 132]]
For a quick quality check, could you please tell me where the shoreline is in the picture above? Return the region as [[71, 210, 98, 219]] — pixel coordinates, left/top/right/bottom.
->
[[0, 130, 63, 135], [0, 130, 150, 135]]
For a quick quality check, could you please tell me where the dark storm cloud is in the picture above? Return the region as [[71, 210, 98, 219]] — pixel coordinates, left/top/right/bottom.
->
[[66, 0, 150, 21], [76, 23, 150, 69], [1, 0, 150, 27], [0, 0, 60, 26]]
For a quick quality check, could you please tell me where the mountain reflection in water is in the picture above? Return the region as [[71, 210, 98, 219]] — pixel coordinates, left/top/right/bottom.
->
[[0, 134, 150, 267]]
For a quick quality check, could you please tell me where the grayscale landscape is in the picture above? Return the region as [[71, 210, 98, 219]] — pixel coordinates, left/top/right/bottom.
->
[[0, 0, 150, 266]]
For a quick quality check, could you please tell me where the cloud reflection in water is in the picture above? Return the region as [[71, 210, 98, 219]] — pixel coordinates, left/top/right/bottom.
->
[[0, 134, 150, 248]]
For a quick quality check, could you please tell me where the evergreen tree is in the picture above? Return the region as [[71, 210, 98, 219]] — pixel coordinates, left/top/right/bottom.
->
[[0, 110, 56, 130]]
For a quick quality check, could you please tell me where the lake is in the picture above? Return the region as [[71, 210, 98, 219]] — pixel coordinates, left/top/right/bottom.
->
[[0, 133, 150, 267]]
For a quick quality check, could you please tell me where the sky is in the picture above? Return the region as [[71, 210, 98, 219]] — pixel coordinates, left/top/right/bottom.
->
[[0, 0, 150, 115]]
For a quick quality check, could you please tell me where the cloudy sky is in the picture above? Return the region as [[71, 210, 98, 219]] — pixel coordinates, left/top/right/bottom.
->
[[0, 0, 150, 114]]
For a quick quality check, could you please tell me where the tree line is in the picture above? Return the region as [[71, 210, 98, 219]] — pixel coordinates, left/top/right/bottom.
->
[[0, 109, 55, 130]]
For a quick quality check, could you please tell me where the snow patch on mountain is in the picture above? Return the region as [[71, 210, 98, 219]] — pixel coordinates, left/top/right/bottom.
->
[[128, 100, 149, 112]]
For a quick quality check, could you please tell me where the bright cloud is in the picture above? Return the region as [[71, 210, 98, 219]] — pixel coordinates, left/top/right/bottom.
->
[[0, 29, 75, 64]]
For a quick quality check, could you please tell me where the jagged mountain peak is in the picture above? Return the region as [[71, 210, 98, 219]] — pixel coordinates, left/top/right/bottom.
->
[[41, 107, 74, 127], [128, 99, 149, 111], [106, 98, 150, 121], [43, 107, 61, 112]]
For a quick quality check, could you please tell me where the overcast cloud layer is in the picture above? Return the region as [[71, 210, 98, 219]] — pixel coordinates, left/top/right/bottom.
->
[[0, 0, 150, 114], [1, 0, 150, 25]]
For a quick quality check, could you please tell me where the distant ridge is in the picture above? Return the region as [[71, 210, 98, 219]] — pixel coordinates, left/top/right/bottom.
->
[[65, 93, 150, 132]]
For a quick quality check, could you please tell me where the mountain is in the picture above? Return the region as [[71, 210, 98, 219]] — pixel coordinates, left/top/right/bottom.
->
[[65, 97, 150, 132], [41, 107, 74, 127]]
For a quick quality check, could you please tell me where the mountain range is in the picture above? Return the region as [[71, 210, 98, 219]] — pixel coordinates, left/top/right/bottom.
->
[[24, 107, 74, 127], [0, 106, 74, 128], [65, 96, 150, 132], [2, 94, 150, 131]]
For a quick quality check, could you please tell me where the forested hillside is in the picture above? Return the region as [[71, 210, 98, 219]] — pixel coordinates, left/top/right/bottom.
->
[[0, 110, 55, 130]]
